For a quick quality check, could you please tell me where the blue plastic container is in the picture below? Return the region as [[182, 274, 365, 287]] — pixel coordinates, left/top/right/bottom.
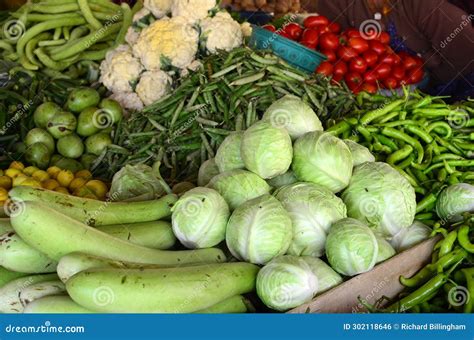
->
[[249, 25, 327, 73]]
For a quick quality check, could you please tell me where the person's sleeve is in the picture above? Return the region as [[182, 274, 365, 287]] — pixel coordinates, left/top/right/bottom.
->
[[410, 0, 474, 78]]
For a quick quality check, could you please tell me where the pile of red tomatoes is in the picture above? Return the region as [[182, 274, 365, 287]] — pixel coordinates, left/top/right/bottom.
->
[[262, 15, 425, 94]]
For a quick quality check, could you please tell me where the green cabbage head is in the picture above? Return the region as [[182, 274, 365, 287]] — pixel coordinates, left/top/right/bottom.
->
[[241, 121, 293, 179], [326, 218, 378, 276], [292, 131, 353, 193], [274, 182, 347, 257], [226, 194, 293, 265], [262, 95, 323, 140], [436, 183, 474, 222], [256, 255, 318, 311], [343, 139, 375, 167], [390, 221, 431, 252], [375, 235, 396, 263], [266, 170, 298, 188], [208, 169, 270, 210], [301, 256, 342, 294], [171, 187, 230, 249], [341, 162, 416, 238], [215, 132, 245, 172], [197, 158, 220, 187]]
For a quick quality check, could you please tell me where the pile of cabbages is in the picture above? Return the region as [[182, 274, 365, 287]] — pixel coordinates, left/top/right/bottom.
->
[[169, 95, 432, 311], [100, 0, 250, 110]]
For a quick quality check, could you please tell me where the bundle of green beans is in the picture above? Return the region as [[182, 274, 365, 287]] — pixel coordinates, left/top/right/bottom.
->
[[327, 92, 474, 225], [383, 215, 474, 313], [0, 0, 138, 72], [94, 47, 355, 182]]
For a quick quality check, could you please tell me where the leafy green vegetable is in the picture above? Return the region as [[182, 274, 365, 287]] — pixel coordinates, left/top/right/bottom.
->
[[325, 218, 378, 276], [226, 194, 292, 265], [292, 131, 353, 193], [256, 255, 318, 311], [390, 221, 431, 252], [436, 183, 474, 223], [171, 187, 229, 249], [274, 182, 347, 257], [342, 162, 416, 238], [215, 132, 245, 173]]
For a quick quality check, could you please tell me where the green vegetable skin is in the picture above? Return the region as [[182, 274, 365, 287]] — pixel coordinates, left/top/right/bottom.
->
[[96, 221, 176, 250], [66, 263, 259, 313], [0, 267, 27, 288], [9, 186, 177, 226], [10, 201, 226, 266], [23, 296, 93, 314]]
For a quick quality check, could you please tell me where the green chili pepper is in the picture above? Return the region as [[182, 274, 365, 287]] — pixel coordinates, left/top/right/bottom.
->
[[360, 99, 405, 125], [415, 193, 437, 214], [457, 225, 474, 253]]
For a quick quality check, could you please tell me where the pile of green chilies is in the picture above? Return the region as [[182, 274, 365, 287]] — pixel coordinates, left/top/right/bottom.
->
[[328, 93, 474, 226], [96, 48, 355, 182], [383, 215, 474, 313]]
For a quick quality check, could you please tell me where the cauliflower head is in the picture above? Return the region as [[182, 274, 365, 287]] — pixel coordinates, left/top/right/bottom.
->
[[144, 0, 172, 18], [100, 44, 144, 93], [200, 12, 243, 54], [109, 92, 144, 111], [133, 16, 199, 70], [136, 70, 173, 106], [171, 0, 217, 24], [125, 26, 140, 45]]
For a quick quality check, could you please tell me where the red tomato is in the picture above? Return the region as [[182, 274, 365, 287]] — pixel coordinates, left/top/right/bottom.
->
[[337, 46, 358, 61], [345, 28, 362, 38], [345, 72, 363, 90], [304, 15, 329, 28], [319, 32, 340, 50], [392, 53, 402, 66], [302, 41, 317, 49], [361, 82, 378, 94], [363, 71, 378, 84], [362, 50, 378, 67], [321, 49, 336, 62], [378, 32, 391, 45], [333, 61, 348, 78], [348, 37, 369, 54], [328, 22, 341, 33], [379, 53, 399, 65], [332, 73, 344, 82], [262, 25, 276, 32], [278, 30, 292, 39], [316, 61, 334, 76], [374, 63, 392, 79], [384, 77, 399, 89], [407, 68, 424, 84], [370, 40, 387, 55], [349, 57, 368, 74], [300, 29, 319, 46], [283, 23, 303, 40], [402, 54, 418, 70], [391, 66, 405, 80]]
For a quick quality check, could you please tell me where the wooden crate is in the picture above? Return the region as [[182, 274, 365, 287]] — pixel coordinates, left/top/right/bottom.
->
[[288, 236, 440, 313]]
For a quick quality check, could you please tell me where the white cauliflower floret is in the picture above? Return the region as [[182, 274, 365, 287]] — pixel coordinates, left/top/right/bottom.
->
[[136, 70, 172, 106], [100, 44, 144, 93], [240, 22, 253, 38], [200, 12, 243, 54], [171, 0, 217, 24], [180, 60, 203, 77], [133, 16, 199, 70], [133, 7, 151, 22], [144, 0, 172, 18], [125, 27, 140, 45], [110, 92, 144, 111]]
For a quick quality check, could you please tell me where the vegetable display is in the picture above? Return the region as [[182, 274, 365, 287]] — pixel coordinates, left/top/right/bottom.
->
[[94, 48, 355, 182]]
